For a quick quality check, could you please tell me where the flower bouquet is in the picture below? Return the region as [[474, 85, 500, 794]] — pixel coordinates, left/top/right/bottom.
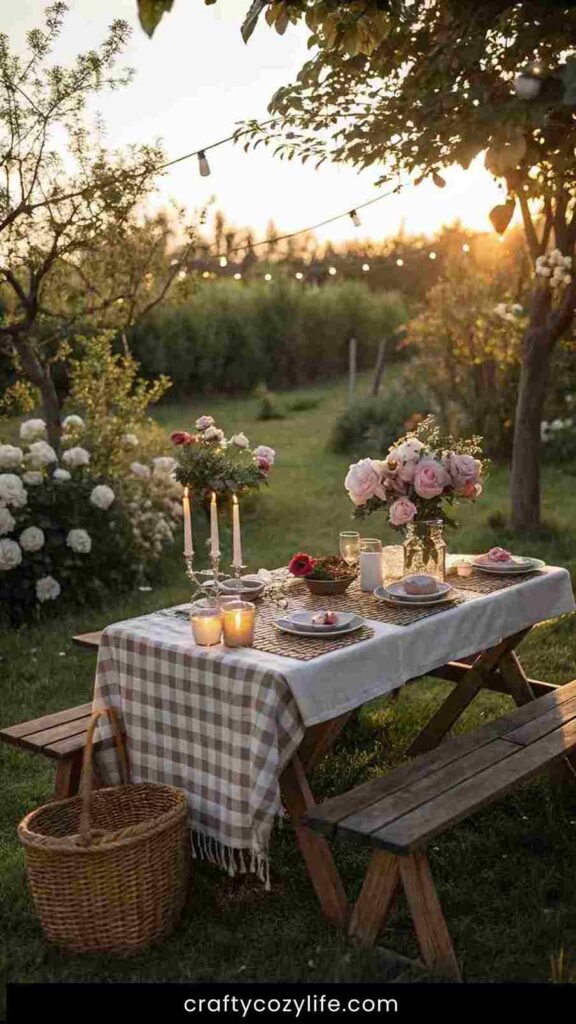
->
[[288, 552, 356, 595], [344, 416, 485, 579], [170, 415, 275, 501]]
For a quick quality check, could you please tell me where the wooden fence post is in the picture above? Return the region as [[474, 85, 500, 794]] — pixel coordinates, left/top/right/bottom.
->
[[371, 341, 386, 397], [348, 336, 357, 406]]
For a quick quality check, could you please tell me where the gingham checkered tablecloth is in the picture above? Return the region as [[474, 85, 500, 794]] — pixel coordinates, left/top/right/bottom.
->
[[93, 611, 305, 886]]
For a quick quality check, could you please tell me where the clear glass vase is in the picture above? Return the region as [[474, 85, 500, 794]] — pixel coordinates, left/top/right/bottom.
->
[[402, 520, 446, 581]]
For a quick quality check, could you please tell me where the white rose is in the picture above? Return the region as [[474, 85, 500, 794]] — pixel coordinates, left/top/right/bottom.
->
[[203, 426, 225, 444], [130, 461, 151, 480], [152, 456, 177, 477], [19, 419, 46, 443], [36, 575, 61, 602], [22, 471, 44, 486], [19, 526, 45, 552], [252, 445, 276, 466], [388, 438, 425, 483], [0, 537, 22, 571], [0, 445, 23, 470], [53, 468, 71, 483], [0, 474, 27, 509], [230, 432, 250, 449], [62, 446, 90, 468], [27, 441, 57, 469], [195, 415, 215, 430], [67, 528, 92, 554], [90, 484, 115, 510], [0, 507, 16, 535], [122, 433, 139, 448], [62, 414, 85, 432]]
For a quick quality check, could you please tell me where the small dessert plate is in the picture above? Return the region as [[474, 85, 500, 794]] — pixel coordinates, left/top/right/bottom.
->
[[274, 615, 364, 638], [385, 580, 452, 603], [374, 585, 456, 608], [472, 556, 545, 575], [218, 576, 266, 598], [288, 610, 356, 632]]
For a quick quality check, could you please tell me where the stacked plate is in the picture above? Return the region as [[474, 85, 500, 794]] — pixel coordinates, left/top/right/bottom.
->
[[472, 555, 544, 575], [374, 580, 456, 608], [274, 609, 364, 638]]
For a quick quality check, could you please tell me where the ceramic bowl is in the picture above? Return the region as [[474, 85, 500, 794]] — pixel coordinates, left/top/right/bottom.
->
[[303, 576, 355, 596]]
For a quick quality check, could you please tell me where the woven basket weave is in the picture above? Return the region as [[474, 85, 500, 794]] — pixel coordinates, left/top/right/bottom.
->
[[18, 706, 189, 954]]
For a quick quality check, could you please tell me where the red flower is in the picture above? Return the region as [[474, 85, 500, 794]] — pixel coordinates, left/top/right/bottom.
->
[[288, 552, 316, 577], [257, 457, 271, 473], [171, 431, 197, 446]]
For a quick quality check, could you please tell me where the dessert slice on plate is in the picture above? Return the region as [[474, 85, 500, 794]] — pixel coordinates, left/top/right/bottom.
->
[[472, 548, 545, 574], [375, 573, 455, 606]]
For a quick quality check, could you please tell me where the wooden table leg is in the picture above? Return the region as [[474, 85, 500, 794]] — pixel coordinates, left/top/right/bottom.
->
[[298, 712, 353, 774], [406, 630, 532, 757], [280, 753, 349, 928]]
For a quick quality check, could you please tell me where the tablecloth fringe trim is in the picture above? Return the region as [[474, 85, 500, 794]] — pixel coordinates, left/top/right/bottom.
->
[[189, 829, 270, 890]]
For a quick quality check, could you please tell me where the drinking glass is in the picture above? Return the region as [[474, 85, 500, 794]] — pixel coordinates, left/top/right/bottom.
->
[[339, 531, 360, 567]]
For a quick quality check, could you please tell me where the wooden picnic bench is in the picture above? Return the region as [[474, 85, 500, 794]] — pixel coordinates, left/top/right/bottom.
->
[[304, 677, 576, 981], [0, 632, 103, 798]]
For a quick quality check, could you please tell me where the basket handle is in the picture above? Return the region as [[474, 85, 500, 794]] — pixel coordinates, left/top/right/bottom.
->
[[78, 706, 130, 845]]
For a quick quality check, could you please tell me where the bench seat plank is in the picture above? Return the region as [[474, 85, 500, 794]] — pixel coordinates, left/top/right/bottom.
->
[[339, 738, 516, 837], [505, 694, 576, 747], [373, 718, 576, 854], [306, 680, 576, 836], [15, 716, 93, 756], [0, 703, 93, 746]]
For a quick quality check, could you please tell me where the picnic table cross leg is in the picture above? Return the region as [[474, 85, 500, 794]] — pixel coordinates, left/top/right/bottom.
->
[[406, 629, 533, 757], [280, 752, 349, 929]]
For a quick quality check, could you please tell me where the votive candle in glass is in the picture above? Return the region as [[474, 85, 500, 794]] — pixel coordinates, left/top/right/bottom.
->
[[359, 537, 383, 592], [190, 605, 223, 646], [222, 600, 256, 648]]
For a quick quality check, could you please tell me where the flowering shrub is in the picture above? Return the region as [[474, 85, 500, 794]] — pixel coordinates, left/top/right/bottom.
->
[[288, 553, 355, 581], [344, 416, 485, 529], [0, 419, 183, 624], [541, 396, 576, 464], [171, 415, 276, 499]]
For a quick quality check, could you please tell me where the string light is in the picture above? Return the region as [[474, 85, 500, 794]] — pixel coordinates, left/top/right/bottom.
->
[[349, 209, 361, 228], [197, 151, 211, 177], [328, 266, 337, 276], [462, 243, 470, 252], [396, 258, 404, 266], [219, 255, 228, 268], [429, 251, 437, 260], [362, 263, 370, 272], [233, 272, 242, 280], [295, 272, 304, 280], [264, 273, 272, 281], [202, 270, 210, 278]]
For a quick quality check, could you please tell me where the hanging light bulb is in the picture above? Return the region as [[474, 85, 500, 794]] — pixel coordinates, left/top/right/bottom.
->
[[234, 272, 242, 280], [429, 251, 437, 260], [202, 271, 210, 279], [295, 272, 304, 280], [219, 255, 228, 268], [197, 150, 211, 177], [328, 266, 337, 276], [462, 243, 470, 253], [396, 258, 404, 266], [349, 209, 361, 228], [264, 273, 272, 281], [362, 263, 370, 272]]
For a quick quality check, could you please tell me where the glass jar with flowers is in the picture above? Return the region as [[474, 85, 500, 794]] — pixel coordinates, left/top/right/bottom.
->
[[343, 416, 485, 582]]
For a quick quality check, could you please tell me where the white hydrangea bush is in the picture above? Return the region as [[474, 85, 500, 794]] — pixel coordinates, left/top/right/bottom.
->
[[1, 417, 183, 622]]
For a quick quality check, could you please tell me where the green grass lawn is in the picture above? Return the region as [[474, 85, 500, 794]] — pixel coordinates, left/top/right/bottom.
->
[[2, 374, 576, 1005]]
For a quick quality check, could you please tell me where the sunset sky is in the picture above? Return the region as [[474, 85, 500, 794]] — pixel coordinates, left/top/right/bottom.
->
[[3, 0, 508, 244]]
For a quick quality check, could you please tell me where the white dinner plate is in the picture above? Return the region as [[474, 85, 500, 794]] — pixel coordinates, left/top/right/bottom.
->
[[385, 580, 453, 603], [274, 615, 364, 638], [471, 556, 545, 575], [373, 586, 457, 608], [287, 610, 357, 632]]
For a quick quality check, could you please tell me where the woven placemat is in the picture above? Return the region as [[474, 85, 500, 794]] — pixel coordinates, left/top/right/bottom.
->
[[446, 565, 545, 594]]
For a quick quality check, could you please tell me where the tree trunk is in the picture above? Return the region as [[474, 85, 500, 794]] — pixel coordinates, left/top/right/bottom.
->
[[510, 320, 552, 533], [12, 335, 62, 454]]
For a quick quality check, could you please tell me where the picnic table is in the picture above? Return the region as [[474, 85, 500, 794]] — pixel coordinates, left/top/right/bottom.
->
[[92, 562, 575, 926]]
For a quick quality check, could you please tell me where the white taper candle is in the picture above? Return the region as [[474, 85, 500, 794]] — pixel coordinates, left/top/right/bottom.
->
[[232, 494, 243, 569], [210, 491, 220, 557], [183, 486, 193, 557]]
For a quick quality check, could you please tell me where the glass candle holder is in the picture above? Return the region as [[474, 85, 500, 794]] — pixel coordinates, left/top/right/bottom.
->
[[190, 604, 223, 646], [222, 600, 256, 648], [359, 537, 383, 592]]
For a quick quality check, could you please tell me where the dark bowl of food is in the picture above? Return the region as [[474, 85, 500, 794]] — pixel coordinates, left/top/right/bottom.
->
[[303, 576, 355, 596]]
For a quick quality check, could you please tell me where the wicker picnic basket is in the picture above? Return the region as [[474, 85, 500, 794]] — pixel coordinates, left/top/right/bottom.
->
[[18, 706, 190, 954]]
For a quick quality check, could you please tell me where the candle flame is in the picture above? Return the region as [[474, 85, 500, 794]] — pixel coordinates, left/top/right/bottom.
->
[[211, 491, 217, 503], [184, 485, 189, 497], [232, 494, 238, 505]]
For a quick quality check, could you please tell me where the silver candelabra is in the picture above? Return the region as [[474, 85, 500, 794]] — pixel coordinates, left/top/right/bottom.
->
[[184, 552, 247, 605]]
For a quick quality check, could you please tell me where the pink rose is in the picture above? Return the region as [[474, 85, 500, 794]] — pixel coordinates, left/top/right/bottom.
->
[[195, 415, 215, 431], [257, 457, 271, 473], [389, 497, 417, 526], [413, 458, 448, 499], [344, 458, 387, 506], [253, 444, 276, 466], [445, 453, 481, 495]]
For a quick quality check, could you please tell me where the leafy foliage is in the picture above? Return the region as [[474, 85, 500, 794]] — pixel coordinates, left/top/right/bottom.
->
[[329, 382, 429, 456]]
